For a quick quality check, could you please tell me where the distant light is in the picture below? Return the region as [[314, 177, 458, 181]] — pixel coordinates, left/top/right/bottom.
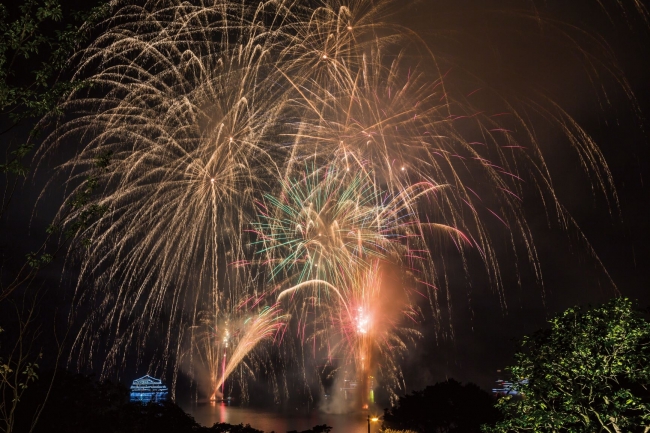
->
[[401, 166, 405, 171], [322, 54, 328, 59], [229, 137, 233, 142], [347, 26, 353, 31], [371, 417, 379, 422], [211, 178, 215, 183]]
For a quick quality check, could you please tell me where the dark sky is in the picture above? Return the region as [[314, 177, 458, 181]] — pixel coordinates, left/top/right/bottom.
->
[[394, 0, 650, 392], [1, 0, 649, 403]]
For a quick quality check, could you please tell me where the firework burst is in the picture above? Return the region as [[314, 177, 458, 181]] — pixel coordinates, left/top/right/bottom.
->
[[311, 263, 423, 406], [36, 0, 625, 405], [188, 301, 287, 402], [43, 0, 293, 385], [254, 163, 465, 403]]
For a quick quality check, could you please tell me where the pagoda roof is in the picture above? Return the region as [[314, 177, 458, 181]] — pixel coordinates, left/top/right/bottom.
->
[[132, 375, 162, 385], [130, 375, 168, 391]]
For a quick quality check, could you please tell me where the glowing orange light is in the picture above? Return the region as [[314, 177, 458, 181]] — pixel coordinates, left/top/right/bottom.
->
[[356, 307, 369, 334]]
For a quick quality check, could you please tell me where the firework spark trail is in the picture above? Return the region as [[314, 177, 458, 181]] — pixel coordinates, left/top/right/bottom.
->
[[258, 165, 457, 403], [254, 162, 461, 298], [37, 0, 624, 402], [190, 302, 287, 401], [284, 46, 562, 291], [252, 164, 406, 290], [42, 0, 294, 381], [212, 305, 287, 400], [190, 309, 229, 401], [277, 264, 422, 405]]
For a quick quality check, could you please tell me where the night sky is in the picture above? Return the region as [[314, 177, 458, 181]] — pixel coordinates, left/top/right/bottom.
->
[[396, 0, 650, 392], [1, 0, 649, 404]]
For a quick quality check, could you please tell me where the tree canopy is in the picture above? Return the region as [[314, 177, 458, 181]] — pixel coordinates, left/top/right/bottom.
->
[[485, 297, 650, 433], [383, 378, 500, 433]]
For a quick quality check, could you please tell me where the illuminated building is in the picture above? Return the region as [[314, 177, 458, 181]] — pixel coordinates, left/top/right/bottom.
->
[[129, 375, 169, 403]]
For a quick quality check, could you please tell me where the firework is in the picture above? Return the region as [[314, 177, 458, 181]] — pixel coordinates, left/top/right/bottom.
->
[[37, 0, 623, 405], [311, 263, 422, 406], [47, 0, 292, 382], [255, 164, 461, 404], [254, 164, 392, 290], [253, 162, 467, 285], [212, 304, 287, 400], [189, 302, 287, 402], [189, 309, 231, 401]]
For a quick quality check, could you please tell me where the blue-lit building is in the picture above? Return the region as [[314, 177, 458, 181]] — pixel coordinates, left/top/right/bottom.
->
[[130, 375, 169, 403]]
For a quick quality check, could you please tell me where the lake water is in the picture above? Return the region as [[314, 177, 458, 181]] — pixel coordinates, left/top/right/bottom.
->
[[184, 403, 380, 433]]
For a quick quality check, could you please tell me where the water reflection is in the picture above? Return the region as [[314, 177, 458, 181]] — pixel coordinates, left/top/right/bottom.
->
[[184, 403, 378, 433]]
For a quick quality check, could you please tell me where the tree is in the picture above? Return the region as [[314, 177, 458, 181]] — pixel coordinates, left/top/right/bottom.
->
[[383, 379, 500, 433], [286, 426, 332, 433], [0, 3, 110, 432], [485, 297, 650, 433], [0, 0, 110, 302], [12, 371, 127, 433], [207, 423, 265, 433], [0, 0, 108, 210]]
